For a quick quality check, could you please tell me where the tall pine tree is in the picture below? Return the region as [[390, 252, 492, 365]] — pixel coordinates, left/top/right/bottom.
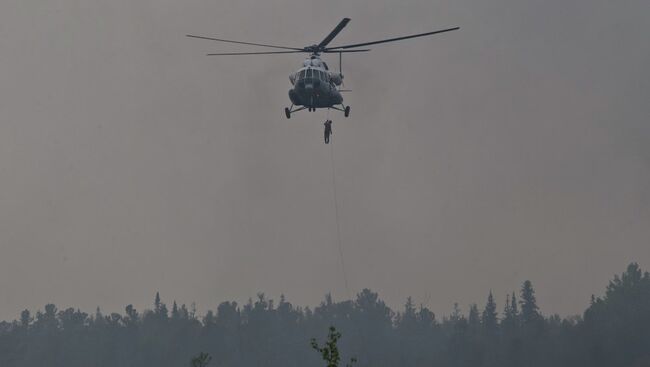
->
[[519, 280, 541, 328], [481, 291, 498, 334]]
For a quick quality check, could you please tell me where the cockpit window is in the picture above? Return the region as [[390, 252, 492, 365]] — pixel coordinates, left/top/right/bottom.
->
[[300, 68, 329, 81]]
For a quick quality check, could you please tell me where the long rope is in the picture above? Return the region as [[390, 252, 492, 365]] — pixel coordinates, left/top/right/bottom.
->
[[328, 115, 351, 300], [327, 120, 371, 364]]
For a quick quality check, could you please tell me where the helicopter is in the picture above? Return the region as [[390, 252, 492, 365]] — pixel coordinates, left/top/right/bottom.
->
[[187, 18, 458, 119]]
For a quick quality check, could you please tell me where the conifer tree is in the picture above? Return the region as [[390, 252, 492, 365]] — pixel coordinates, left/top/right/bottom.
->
[[502, 292, 519, 331], [19, 310, 31, 329], [155, 292, 162, 314], [481, 291, 498, 333], [519, 280, 541, 327], [172, 301, 180, 319], [468, 304, 480, 332]]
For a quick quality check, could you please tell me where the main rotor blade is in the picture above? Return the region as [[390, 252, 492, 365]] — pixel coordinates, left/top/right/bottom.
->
[[206, 49, 368, 55], [206, 50, 306, 56], [322, 49, 371, 53], [325, 26, 459, 50], [187, 34, 303, 51], [317, 18, 351, 49]]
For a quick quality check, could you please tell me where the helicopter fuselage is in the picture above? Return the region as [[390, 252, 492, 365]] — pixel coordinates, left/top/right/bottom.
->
[[288, 56, 343, 109]]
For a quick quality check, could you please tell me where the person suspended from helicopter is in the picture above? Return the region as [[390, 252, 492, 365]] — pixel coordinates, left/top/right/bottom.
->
[[324, 120, 333, 144]]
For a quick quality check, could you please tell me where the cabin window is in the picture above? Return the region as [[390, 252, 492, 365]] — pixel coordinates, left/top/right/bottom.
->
[[299, 70, 306, 79], [306, 69, 312, 79]]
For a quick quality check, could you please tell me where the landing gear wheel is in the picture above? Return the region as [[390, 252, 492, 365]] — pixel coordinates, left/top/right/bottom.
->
[[285, 107, 291, 119], [344, 106, 350, 118]]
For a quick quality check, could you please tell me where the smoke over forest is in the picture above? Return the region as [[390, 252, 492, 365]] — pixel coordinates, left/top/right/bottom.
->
[[1, 1, 649, 366], [1, 263, 649, 367]]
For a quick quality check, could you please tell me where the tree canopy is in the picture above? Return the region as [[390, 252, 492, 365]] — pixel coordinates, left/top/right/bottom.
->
[[0, 263, 648, 367]]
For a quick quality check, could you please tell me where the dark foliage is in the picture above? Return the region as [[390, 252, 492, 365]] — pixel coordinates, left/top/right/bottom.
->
[[310, 326, 356, 367], [0, 263, 649, 367], [190, 352, 212, 367]]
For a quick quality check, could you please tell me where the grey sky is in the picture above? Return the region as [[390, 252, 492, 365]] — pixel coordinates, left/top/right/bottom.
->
[[0, 0, 648, 321]]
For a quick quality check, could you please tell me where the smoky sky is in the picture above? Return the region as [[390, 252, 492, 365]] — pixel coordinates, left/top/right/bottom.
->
[[0, 0, 649, 321]]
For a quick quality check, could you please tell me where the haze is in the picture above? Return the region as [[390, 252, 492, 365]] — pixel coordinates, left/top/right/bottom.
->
[[0, 0, 648, 321]]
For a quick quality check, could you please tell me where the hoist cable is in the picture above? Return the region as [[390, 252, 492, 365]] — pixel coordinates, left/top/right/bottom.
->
[[326, 118, 372, 364], [327, 112, 351, 300]]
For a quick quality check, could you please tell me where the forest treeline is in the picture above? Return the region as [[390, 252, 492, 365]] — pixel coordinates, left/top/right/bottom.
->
[[1, 263, 649, 367]]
